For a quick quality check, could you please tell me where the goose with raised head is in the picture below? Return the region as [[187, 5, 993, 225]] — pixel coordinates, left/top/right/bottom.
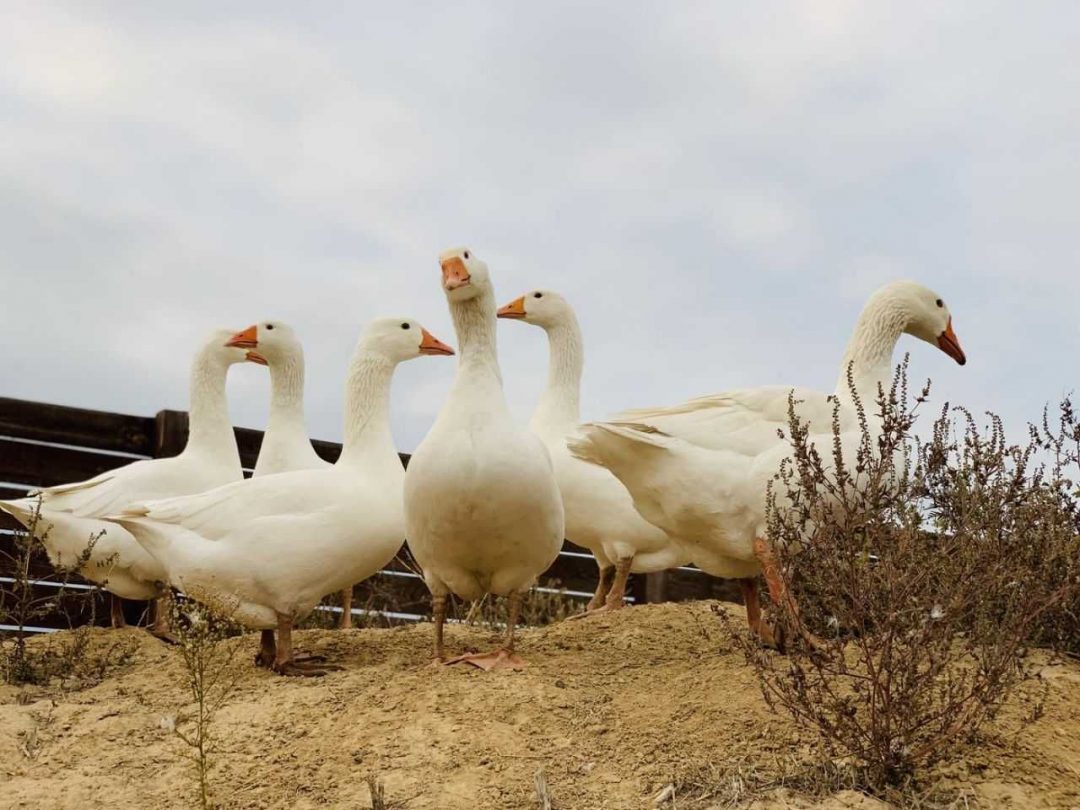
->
[[0, 329, 254, 638], [111, 318, 454, 676], [225, 321, 358, 630], [226, 321, 327, 477], [569, 281, 967, 646], [497, 289, 688, 615], [405, 248, 564, 671]]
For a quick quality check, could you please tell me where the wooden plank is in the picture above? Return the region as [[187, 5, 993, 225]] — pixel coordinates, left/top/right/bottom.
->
[[662, 567, 744, 604], [0, 513, 24, 532], [0, 398, 155, 456], [0, 584, 111, 630], [0, 438, 134, 490], [0, 485, 32, 501], [154, 410, 189, 459]]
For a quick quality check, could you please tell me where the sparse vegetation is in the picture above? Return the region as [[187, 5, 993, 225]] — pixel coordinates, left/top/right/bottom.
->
[[0, 498, 130, 687], [727, 362, 1078, 790], [166, 595, 245, 810]]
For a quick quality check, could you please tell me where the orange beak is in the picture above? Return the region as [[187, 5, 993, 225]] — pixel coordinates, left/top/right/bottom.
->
[[440, 256, 471, 291], [497, 296, 527, 319], [936, 318, 966, 366], [245, 350, 268, 366], [419, 328, 455, 356], [226, 324, 258, 349]]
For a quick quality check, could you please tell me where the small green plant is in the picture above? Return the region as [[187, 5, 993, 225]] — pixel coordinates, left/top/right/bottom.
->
[[166, 595, 245, 810]]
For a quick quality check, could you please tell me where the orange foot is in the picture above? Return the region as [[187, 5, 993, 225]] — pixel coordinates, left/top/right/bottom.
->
[[272, 660, 343, 677], [566, 602, 627, 622], [149, 627, 179, 645], [445, 649, 526, 671]]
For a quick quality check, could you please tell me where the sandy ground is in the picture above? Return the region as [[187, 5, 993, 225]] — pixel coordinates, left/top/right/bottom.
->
[[1, 602, 1078, 809]]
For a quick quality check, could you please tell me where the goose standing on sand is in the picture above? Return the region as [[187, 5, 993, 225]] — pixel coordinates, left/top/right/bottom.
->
[[226, 321, 359, 630], [570, 281, 967, 646], [496, 290, 688, 615], [405, 248, 564, 670], [0, 330, 254, 639], [112, 318, 454, 676]]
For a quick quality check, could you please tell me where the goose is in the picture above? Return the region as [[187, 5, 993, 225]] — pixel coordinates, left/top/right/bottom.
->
[[111, 318, 454, 676], [569, 281, 967, 646], [404, 248, 565, 671], [496, 290, 689, 615], [225, 321, 358, 630], [0, 329, 253, 638]]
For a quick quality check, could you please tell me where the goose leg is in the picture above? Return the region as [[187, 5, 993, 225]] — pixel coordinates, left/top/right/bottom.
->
[[445, 592, 527, 671], [603, 557, 633, 611], [255, 629, 276, 668], [739, 578, 778, 648], [272, 613, 341, 677], [339, 587, 353, 630], [431, 594, 447, 663], [586, 564, 615, 612], [110, 593, 127, 629], [567, 557, 632, 620], [751, 537, 823, 651], [148, 594, 178, 644]]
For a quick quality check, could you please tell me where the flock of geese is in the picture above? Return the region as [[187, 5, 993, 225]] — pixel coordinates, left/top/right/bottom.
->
[[0, 247, 966, 675]]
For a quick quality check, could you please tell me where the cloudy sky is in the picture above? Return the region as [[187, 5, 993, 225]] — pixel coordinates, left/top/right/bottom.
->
[[1, 2, 1077, 451]]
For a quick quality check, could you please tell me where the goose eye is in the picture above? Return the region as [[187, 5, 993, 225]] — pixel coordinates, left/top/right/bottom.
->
[[400, 322, 410, 330], [935, 299, 943, 308], [534, 292, 543, 299], [463, 251, 470, 259], [266, 324, 275, 330]]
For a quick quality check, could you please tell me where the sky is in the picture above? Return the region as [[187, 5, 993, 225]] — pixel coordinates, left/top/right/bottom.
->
[[1, 2, 1077, 451]]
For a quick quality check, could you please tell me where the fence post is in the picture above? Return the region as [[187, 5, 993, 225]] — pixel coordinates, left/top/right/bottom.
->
[[630, 571, 668, 604], [154, 410, 189, 458], [644, 571, 668, 603]]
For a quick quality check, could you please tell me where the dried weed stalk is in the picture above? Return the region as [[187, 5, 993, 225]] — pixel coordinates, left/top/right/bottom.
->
[[0, 498, 114, 685], [167, 595, 245, 810], [1029, 397, 1080, 656], [731, 361, 1076, 788]]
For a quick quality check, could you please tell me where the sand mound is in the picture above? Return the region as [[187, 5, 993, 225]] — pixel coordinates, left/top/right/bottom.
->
[[1, 602, 1078, 809]]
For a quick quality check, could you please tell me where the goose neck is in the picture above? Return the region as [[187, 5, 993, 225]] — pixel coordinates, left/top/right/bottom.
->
[[185, 350, 240, 464], [450, 287, 503, 388], [265, 355, 308, 438], [834, 294, 908, 404], [531, 317, 583, 432], [337, 352, 398, 466]]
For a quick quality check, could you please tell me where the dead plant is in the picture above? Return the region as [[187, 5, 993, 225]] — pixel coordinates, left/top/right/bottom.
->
[[729, 361, 1076, 789], [0, 498, 112, 685], [166, 595, 245, 810]]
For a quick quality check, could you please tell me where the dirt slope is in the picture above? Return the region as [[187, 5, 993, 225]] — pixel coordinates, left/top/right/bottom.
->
[[1, 602, 1078, 809]]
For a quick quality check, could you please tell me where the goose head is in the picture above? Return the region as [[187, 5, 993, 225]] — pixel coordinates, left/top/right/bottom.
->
[[360, 317, 455, 362], [207, 328, 253, 366], [224, 320, 301, 368], [438, 247, 490, 302], [496, 289, 571, 328], [890, 281, 966, 365]]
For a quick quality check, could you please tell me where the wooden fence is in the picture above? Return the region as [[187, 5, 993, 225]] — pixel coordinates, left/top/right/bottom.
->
[[0, 397, 737, 634]]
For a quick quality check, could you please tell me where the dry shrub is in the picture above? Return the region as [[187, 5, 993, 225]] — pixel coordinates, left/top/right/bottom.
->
[[1029, 397, 1080, 656], [0, 498, 118, 685], [166, 595, 245, 810], [732, 362, 1077, 788]]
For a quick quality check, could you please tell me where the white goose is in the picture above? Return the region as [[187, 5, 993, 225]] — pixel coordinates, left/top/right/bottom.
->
[[226, 321, 358, 629], [570, 281, 967, 645], [0, 330, 252, 638], [112, 318, 454, 676], [404, 248, 565, 670], [496, 290, 688, 614]]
